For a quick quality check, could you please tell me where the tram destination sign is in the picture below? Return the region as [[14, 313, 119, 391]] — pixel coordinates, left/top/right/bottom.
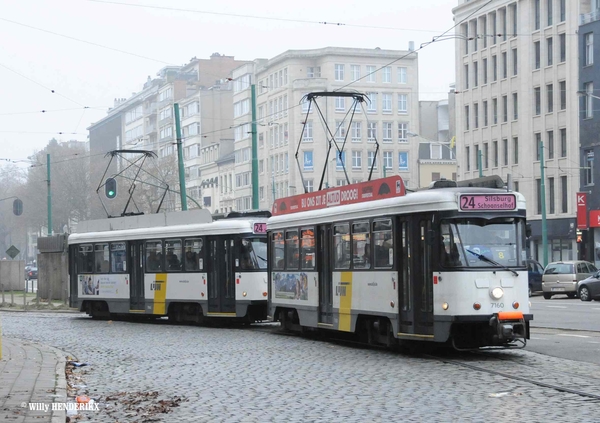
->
[[459, 194, 516, 211], [272, 176, 406, 216]]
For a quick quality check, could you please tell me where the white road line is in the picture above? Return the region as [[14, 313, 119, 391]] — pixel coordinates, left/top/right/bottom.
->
[[546, 306, 567, 309], [557, 334, 590, 338]]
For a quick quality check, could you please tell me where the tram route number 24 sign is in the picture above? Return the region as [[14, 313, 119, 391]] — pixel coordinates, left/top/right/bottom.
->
[[459, 194, 516, 211]]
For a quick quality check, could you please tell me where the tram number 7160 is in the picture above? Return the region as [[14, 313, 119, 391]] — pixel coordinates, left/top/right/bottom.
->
[[491, 302, 504, 309]]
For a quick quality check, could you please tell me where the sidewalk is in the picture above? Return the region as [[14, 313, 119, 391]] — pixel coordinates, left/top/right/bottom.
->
[[0, 337, 67, 423]]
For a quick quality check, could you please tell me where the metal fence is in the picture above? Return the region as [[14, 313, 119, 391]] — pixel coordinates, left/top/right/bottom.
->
[[0, 278, 69, 311]]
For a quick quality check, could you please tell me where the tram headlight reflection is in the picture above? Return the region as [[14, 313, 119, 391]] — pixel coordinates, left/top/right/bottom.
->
[[490, 287, 504, 300]]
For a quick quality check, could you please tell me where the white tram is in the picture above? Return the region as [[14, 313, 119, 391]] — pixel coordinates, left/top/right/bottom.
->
[[68, 210, 270, 323], [268, 177, 531, 349]]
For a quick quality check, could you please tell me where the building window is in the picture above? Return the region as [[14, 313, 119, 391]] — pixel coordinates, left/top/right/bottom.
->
[[561, 175, 567, 213], [585, 82, 594, 119], [483, 101, 489, 126], [475, 145, 480, 171], [493, 98, 498, 124], [303, 121, 313, 142], [382, 66, 391, 83], [586, 33, 594, 66], [559, 33, 566, 62], [513, 137, 519, 164], [366, 65, 376, 82], [559, 81, 566, 110], [492, 55, 497, 81], [549, 177, 555, 214], [398, 67, 407, 84], [513, 93, 518, 120], [383, 151, 393, 170], [535, 133, 542, 160], [352, 151, 362, 169], [493, 140, 498, 167], [512, 48, 518, 76], [491, 12, 497, 46], [547, 0, 553, 25], [367, 151, 377, 169], [380, 122, 391, 143], [560, 0, 565, 22], [534, 41, 541, 69], [398, 94, 408, 114], [536, 179, 542, 214], [303, 151, 313, 171], [382, 93, 392, 113], [367, 92, 377, 112], [351, 65, 360, 81], [547, 84, 553, 113], [534, 0, 540, 30], [560, 128, 567, 157], [335, 96, 345, 111], [398, 123, 408, 142], [368, 122, 379, 142], [473, 61, 478, 87], [502, 52, 507, 79], [534, 87, 541, 115], [585, 150, 594, 186], [514, 181, 519, 193], [465, 105, 470, 130], [464, 64, 469, 89], [502, 95, 508, 122], [334, 64, 345, 81], [512, 3, 518, 37], [307, 66, 321, 78], [336, 151, 346, 169], [503, 138, 508, 165], [484, 143, 489, 169], [474, 103, 479, 128], [548, 130, 554, 159], [466, 146, 471, 171], [351, 122, 362, 142], [547, 37, 553, 66], [483, 58, 488, 84]]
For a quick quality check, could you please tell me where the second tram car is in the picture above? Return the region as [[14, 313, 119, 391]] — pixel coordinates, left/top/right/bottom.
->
[[268, 176, 532, 349], [68, 210, 269, 323]]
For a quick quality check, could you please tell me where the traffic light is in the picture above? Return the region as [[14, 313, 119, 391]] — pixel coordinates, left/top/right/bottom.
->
[[13, 198, 23, 216], [577, 230, 583, 243], [105, 177, 117, 199]]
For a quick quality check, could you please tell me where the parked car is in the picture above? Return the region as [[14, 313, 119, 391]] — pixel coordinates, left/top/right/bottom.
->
[[542, 260, 598, 299], [578, 271, 600, 301], [26, 267, 38, 280], [527, 259, 544, 297]]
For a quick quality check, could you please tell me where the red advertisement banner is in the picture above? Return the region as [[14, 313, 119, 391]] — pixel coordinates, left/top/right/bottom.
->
[[589, 210, 600, 228], [577, 192, 588, 229], [272, 176, 405, 216]]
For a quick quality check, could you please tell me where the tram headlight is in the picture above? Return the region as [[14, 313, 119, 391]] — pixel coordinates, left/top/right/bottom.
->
[[490, 287, 504, 300], [442, 302, 449, 310]]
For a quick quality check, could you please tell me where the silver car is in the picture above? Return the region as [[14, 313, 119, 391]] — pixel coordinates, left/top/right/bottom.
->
[[578, 270, 600, 301], [542, 260, 598, 299]]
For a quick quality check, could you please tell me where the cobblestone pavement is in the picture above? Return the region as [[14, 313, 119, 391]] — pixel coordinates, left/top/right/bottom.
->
[[2, 312, 600, 422]]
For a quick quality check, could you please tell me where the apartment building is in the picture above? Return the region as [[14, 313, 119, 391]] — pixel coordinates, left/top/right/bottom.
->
[[230, 46, 420, 212], [453, 0, 580, 264]]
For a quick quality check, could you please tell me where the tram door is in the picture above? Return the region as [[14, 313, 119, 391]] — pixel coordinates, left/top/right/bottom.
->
[[207, 237, 236, 314], [398, 216, 434, 335], [130, 241, 145, 311], [318, 224, 333, 324]]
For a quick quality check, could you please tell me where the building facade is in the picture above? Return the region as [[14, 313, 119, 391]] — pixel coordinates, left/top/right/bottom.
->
[[453, 0, 580, 265], [230, 47, 420, 212]]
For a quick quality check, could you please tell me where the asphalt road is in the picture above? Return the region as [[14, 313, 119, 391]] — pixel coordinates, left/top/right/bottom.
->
[[528, 294, 600, 365]]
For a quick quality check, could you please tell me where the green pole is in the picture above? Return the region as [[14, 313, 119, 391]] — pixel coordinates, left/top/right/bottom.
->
[[47, 153, 52, 235], [478, 149, 483, 178], [174, 103, 188, 211], [251, 84, 259, 209], [540, 140, 548, 267]]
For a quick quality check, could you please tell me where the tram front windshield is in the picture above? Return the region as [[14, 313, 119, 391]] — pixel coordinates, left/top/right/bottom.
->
[[241, 238, 268, 270], [440, 217, 526, 269]]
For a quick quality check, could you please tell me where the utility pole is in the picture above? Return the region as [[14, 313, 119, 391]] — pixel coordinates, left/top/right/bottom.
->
[[47, 153, 52, 235], [540, 140, 548, 267], [251, 84, 259, 209], [174, 103, 188, 211]]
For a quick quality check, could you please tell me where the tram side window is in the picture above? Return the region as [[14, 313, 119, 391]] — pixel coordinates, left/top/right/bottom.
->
[[272, 232, 285, 270], [352, 222, 370, 270], [373, 219, 393, 268], [286, 230, 300, 269], [78, 244, 94, 273], [334, 223, 351, 269], [165, 239, 182, 271], [94, 244, 109, 273], [440, 223, 463, 267], [301, 228, 315, 269], [146, 241, 163, 272], [184, 238, 203, 271], [110, 243, 127, 272]]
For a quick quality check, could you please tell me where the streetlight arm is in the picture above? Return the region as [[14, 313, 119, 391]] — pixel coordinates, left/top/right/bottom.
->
[[577, 90, 600, 101]]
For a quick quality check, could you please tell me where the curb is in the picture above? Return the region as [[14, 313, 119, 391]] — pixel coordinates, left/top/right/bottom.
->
[[46, 344, 68, 423], [0, 308, 82, 314]]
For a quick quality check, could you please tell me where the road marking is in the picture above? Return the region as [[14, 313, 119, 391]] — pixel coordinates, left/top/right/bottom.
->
[[557, 334, 590, 338], [546, 306, 567, 309]]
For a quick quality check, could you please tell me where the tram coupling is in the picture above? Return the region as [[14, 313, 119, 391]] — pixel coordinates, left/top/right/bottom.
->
[[489, 311, 526, 344]]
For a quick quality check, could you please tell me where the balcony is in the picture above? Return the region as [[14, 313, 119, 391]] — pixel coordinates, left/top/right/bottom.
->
[[581, 9, 600, 25], [144, 103, 157, 115]]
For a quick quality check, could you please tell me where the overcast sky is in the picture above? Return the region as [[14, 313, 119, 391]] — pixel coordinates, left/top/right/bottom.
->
[[0, 0, 457, 165]]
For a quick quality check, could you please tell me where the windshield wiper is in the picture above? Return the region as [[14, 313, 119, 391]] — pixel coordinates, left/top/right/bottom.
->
[[466, 249, 518, 276]]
